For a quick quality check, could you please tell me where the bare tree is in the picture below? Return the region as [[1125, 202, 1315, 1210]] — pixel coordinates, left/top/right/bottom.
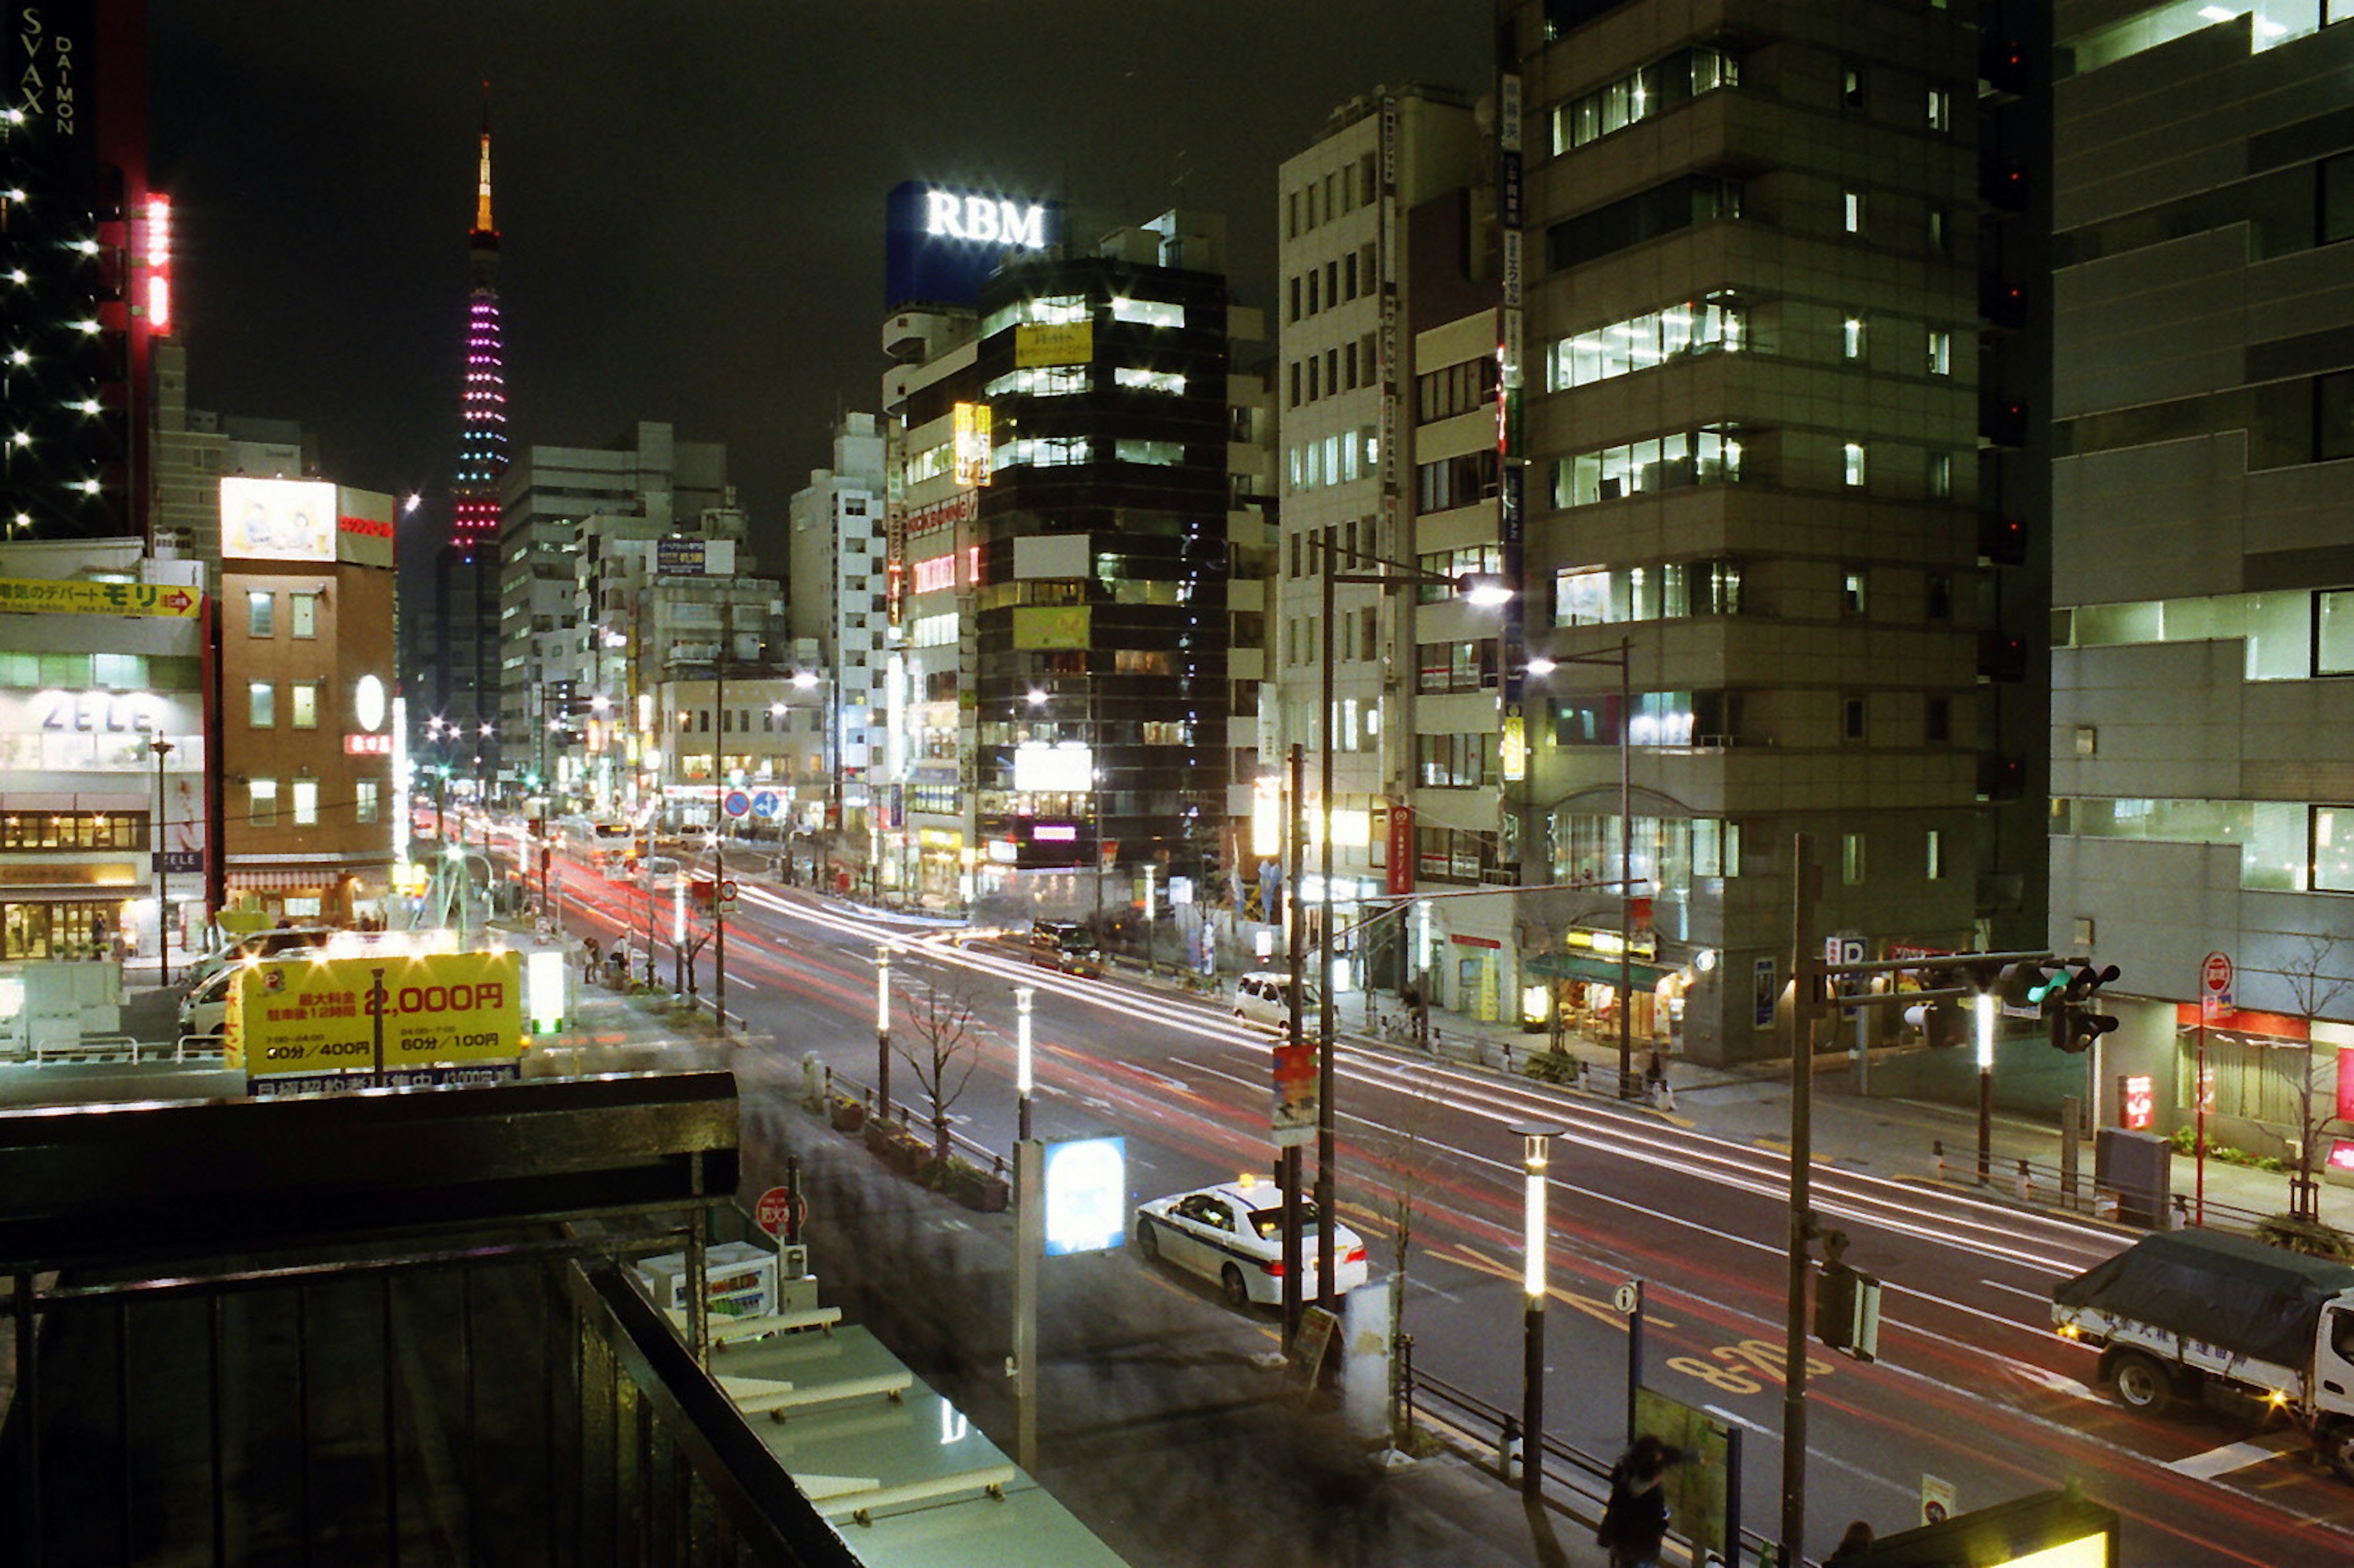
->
[[2277, 933, 2350, 1224], [893, 976, 984, 1165], [1351, 1070, 1443, 1453]]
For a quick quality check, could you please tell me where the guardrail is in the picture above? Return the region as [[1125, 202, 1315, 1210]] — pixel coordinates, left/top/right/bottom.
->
[[1927, 1141, 2304, 1240], [822, 1064, 1006, 1178], [24, 1033, 222, 1067], [1406, 1361, 1777, 1566]]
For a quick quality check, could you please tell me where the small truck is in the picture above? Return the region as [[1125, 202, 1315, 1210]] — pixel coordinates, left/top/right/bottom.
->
[[2051, 1229, 2354, 1479]]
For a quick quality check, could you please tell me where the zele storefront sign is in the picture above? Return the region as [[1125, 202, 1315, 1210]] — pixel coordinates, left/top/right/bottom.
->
[[226, 950, 523, 1078]]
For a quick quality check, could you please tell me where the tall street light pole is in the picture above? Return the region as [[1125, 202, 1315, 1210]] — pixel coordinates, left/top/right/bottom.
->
[[875, 946, 893, 1119], [1316, 541, 1510, 1308], [150, 736, 174, 984], [713, 601, 728, 1035], [1514, 1121, 1563, 1501], [1015, 984, 1035, 1142], [1547, 636, 1639, 1095]]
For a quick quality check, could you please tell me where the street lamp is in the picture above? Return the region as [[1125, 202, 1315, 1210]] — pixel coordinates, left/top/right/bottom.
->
[[1512, 1120, 1564, 1501], [150, 736, 173, 984], [875, 946, 893, 1118], [1545, 636, 1642, 1098], [1016, 983, 1035, 1141], [1314, 538, 1510, 1309]]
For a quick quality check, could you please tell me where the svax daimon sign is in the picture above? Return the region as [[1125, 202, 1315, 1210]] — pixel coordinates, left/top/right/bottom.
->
[[886, 180, 1060, 310]]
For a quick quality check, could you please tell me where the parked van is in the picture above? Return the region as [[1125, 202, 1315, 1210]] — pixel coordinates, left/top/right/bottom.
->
[[1232, 971, 1319, 1029]]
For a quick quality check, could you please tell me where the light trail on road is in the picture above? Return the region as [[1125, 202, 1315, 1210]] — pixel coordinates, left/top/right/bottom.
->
[[515, 851, 2354, 1562]]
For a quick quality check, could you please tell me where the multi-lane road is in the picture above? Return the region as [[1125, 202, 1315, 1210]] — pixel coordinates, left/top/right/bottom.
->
[[520, 835, 2354, 1566]]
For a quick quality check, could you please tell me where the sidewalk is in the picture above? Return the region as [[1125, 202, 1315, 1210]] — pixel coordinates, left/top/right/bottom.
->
[[1358, 994, 2354, 1238]]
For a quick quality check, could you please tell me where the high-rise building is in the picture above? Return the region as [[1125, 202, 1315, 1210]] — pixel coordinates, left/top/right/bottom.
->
[[1455, 6, 1996, 1064], [498, 421, 729, 804], [150, 340, 320, 567], [1270, 85, 1486, 996], [1, 0, 168, 542], [2047, 4, 2354, 1155], [884, 194, 1240, 917], [788, 414, 888, 885], [420, 97, 508, 785]]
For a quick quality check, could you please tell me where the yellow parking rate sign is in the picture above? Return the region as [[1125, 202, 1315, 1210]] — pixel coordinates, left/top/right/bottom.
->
[[226, 951, 524, 1078]]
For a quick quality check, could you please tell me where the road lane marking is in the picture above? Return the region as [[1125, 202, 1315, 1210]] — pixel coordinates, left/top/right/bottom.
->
[[2168, 1436, 2303, 1480], [1978, 1277, 2055, 1306], [1436, 1242, 1678, 1331]]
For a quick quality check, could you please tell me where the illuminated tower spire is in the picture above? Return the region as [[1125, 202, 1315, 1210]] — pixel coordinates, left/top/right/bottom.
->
[[451, 84, 507, 551]]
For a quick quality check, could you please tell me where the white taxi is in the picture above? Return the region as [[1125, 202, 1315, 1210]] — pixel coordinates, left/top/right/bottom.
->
[[1133, 1179, 1369, 1309]]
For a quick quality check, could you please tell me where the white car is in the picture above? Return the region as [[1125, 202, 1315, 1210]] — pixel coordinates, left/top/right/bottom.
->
[[1232, 971, 1319, 1030], [1133, 1181, 1368, 1308], [177, 964, 238, 1045]]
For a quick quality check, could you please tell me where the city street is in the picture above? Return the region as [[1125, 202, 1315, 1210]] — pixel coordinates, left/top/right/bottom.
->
[[524, 843, 2354, 1567]]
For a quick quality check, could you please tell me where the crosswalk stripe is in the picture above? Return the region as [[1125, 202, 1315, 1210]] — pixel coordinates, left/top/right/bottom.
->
[[2166, 1436, 2300, 1479]]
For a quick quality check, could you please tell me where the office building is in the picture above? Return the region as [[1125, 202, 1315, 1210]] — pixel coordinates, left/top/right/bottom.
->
[[1, 0, 166, 542], [787, 414, 888, 885], [884, 191, 1241, 918], [1471, 4, 1997, 1065], [216, 477, 400, 926], [0, 538, 205, 958], [150, 340, 319, 566], [495, 421, 727, 799], [2047, 2, 2354, 1155], [1270, 85, 1488, 993]]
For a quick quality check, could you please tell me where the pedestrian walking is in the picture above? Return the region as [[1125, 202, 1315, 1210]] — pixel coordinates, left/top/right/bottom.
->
[[1594, 1434, 1680, 1568], [1827, 1520, 1876, 1561]]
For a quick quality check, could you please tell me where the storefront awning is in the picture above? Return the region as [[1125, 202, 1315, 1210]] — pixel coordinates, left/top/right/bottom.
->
[[1526, 951, 1672, 989]]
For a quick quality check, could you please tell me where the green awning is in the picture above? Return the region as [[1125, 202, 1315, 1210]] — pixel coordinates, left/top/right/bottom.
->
[[1526, 951, 1670, 989]]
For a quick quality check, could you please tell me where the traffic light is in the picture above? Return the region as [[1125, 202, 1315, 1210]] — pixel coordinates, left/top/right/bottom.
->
[[1996, 961, 2057, 1012], [2051, 962, 2122, 1052]]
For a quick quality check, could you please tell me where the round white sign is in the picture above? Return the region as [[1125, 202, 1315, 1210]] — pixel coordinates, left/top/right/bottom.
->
[[354, 674, 387, 733]]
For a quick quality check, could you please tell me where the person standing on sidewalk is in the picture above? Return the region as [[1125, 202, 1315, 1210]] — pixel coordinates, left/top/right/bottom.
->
[[1596, 1434, 1680, 1567]]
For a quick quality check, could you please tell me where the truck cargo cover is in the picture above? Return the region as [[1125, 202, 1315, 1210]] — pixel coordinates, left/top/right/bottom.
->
[[2054, 1230, 2354, 1369]]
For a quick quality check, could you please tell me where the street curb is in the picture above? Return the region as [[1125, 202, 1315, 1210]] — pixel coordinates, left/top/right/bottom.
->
[[1887, 1171, 2149, 1238]]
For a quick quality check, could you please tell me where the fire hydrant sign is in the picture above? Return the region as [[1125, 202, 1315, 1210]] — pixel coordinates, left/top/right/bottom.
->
[[226, 951, 524, 1078]]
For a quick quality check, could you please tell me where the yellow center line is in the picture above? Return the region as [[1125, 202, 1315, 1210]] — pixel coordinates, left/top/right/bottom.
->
[[1436, 1242, 1678, 1331]]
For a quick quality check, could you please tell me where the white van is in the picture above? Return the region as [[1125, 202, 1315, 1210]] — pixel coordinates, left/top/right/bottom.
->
[[1232, 971, 1319, 1030]]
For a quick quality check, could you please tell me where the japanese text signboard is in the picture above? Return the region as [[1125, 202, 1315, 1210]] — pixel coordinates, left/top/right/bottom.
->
[[226, 951, 523, 1079]]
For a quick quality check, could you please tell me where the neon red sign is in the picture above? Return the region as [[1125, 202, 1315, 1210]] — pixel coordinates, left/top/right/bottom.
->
[[2120, 1074, 2154, 1131]]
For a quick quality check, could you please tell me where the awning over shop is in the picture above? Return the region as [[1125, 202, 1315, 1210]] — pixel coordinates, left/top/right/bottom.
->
[[1526, 951, 1673, 989]]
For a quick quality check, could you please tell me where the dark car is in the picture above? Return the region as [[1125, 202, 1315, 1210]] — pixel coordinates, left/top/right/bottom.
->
[[1027, 919, 1103, 978]]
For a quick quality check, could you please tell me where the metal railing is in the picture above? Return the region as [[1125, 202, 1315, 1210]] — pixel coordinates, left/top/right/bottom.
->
[[1406, 1364, 1779, 1566], [1927, 1141, 2308, 1241], [23, 1032, 217, 1067], [823, 1063, 1007, 1178]]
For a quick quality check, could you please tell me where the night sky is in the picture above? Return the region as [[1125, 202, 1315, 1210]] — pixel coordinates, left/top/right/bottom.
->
[[147, 2, 1495, 561]]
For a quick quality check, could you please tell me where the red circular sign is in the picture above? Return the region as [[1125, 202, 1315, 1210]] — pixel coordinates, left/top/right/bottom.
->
[[2202, 951, 2234, 995], [755, 1186, 806, 1238]]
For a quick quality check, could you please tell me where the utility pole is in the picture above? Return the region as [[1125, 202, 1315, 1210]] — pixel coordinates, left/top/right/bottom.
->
[[714, 601, 728, 1034], [1781, 832, 1819, 1562], [1281, 740, 1306, 1350], [1316, 535, 1338, 1311]]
